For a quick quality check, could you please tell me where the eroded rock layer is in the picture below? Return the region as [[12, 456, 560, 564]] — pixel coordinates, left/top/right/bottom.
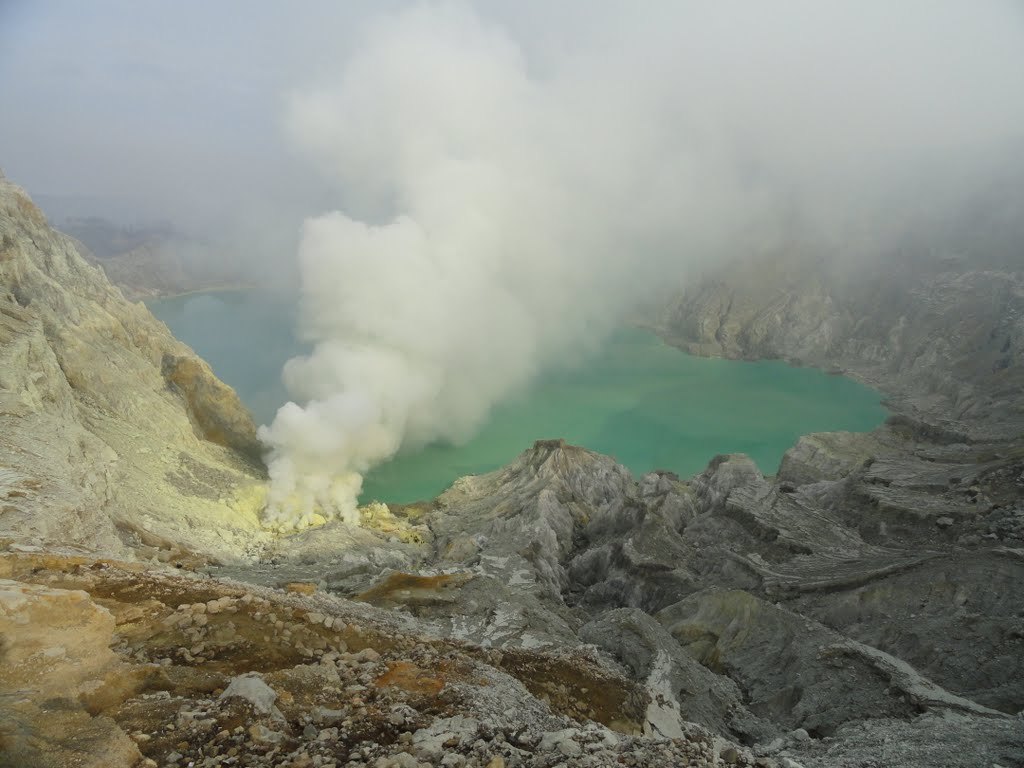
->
[[660, 254, 1024, 439], [0, 175, 268, 561]]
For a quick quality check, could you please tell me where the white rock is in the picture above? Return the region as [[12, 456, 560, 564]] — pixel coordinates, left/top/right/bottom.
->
[[219, 673, 278, 715], [539, 729, 582, 757]]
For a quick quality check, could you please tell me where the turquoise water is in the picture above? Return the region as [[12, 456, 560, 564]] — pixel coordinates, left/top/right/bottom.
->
[[149, 290, 307, 428], [149, 291, 887, 504]]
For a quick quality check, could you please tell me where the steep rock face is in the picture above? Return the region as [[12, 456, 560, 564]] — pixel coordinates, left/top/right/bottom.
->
[[664, 258, 842, 365], [579, 607, 776, 744], [0, 176, 268, 560], [657, 588, 1007, 735], [776, 431, 881, 487], [662, 256, 1024, 438], [161, 354, 263, 460]]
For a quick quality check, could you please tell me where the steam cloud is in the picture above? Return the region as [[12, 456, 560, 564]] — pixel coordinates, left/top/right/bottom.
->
[[258, 1, 1024, 529]]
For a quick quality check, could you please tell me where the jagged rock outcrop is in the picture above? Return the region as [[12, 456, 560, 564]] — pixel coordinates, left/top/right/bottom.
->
[[226, 431, 1022, 766], [0, 176, 268, 560]]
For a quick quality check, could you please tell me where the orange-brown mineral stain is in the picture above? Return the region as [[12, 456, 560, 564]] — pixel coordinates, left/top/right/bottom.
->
[[374, 661, 445, 696]]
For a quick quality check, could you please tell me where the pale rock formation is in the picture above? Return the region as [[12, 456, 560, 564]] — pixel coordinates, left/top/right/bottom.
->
[[0, 578, 142, 767], [0, 176, 268, 560]]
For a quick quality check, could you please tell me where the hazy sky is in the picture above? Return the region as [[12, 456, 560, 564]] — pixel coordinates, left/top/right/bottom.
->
[[3, 1, 1023, 229], [0, 2, 376, 224], [0, 0, 585, 222]]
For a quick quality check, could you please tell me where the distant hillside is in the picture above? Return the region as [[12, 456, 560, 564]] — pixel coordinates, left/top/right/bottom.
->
[[58, 215, 175, 258], [57, 215, 250, 300], [0, 174, 267, 560]]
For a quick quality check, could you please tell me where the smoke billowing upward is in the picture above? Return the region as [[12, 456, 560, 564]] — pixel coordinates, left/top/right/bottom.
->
[[257, 1, 1024, 528]]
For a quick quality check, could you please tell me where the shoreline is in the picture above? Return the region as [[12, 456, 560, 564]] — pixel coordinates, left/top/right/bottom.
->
[[134, 282, 259, 303]]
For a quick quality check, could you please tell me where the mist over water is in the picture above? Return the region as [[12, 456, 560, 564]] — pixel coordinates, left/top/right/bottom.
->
[[148, 293, 885, 505], [253, 1, 1024, 528], [358, 328, 887, 504]]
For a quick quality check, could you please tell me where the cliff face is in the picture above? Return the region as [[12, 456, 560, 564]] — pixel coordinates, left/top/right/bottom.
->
[[0, 175, 268, 560], [661, 255, 1024, 439]]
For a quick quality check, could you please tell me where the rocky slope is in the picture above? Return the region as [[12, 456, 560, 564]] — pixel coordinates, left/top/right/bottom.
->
[[2, 171, 1022, 768], [230, 433, 1023, 768], [4, 549, 722, 768], [0, 172, 268, 561], [659, 254, 1024, 439]]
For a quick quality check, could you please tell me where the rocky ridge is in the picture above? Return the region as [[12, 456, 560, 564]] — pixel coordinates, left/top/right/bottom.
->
[[659, 254, 1024, 439], [2, 172, 1023, 767], [0, 173, 268, 561], [232, 432, 1023, 767]]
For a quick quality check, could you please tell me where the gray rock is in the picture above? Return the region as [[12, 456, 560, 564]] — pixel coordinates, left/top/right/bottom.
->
[[660, 254, 1024, 440], [219, 673, 279, 716], [538, 729, 582, 757], [656, 588, 1009, 735], [580, 608, 775, 743]]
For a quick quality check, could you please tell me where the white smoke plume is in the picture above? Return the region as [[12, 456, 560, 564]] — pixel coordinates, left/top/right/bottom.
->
[[258, 1, 1024, 529]]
